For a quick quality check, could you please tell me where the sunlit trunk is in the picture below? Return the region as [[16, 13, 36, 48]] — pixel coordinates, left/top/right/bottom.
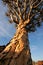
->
[[0, 22, 32, 65]]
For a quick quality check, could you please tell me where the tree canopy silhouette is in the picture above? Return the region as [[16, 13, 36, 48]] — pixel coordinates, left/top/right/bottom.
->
[[2, 0, 43, 32], [0, 1, 43, 65]]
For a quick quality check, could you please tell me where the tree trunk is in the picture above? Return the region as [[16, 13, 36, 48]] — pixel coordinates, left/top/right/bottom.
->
[[0, 22, 32, 65]]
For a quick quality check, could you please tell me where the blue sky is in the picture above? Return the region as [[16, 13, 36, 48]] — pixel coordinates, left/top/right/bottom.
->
[[0, 0, 43, 61]]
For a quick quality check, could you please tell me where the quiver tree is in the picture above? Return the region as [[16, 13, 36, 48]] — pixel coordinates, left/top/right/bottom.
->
[[0, 0, 43, 65]]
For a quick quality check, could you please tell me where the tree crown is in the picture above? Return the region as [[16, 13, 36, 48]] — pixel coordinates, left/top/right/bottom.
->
[[2, 0, 43, 32]]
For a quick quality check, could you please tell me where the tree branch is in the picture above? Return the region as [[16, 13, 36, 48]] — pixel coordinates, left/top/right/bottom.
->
[[32, 0, 38, 6], [17, 0, 21, 18], [33, 0, 43, 8], [23, 0, 26, 13], [28, 0, 33, 19]]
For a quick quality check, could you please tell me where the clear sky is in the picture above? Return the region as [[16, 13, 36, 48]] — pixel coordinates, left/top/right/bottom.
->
[[0, 0, 43, 61]]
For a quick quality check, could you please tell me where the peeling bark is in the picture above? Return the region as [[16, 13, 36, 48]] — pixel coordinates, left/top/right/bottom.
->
[[0, 23, 32, 65]]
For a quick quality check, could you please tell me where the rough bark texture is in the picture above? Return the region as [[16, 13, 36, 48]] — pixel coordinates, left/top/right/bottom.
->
[[0, 23, 32, 65]]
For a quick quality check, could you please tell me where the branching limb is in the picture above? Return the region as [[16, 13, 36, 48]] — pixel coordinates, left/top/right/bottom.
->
[[33, 0, 43, 8], [13, 9, 22, 22], [8, 6, 22, 24], [32, 0, 38, 6], [12, 1, 22, 23], [23, 0, 26, 13], [30, 14, 35, 20], [17, 0, 22, 19], [28, 0, 33, 19], [27, 0, 42, 24]]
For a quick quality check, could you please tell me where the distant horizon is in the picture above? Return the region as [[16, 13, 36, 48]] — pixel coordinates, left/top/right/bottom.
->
[[0, 0, 43, 61]]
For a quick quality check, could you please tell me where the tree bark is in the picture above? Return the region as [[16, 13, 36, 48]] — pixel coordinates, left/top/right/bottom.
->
[[0, 22, 32, 65]]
